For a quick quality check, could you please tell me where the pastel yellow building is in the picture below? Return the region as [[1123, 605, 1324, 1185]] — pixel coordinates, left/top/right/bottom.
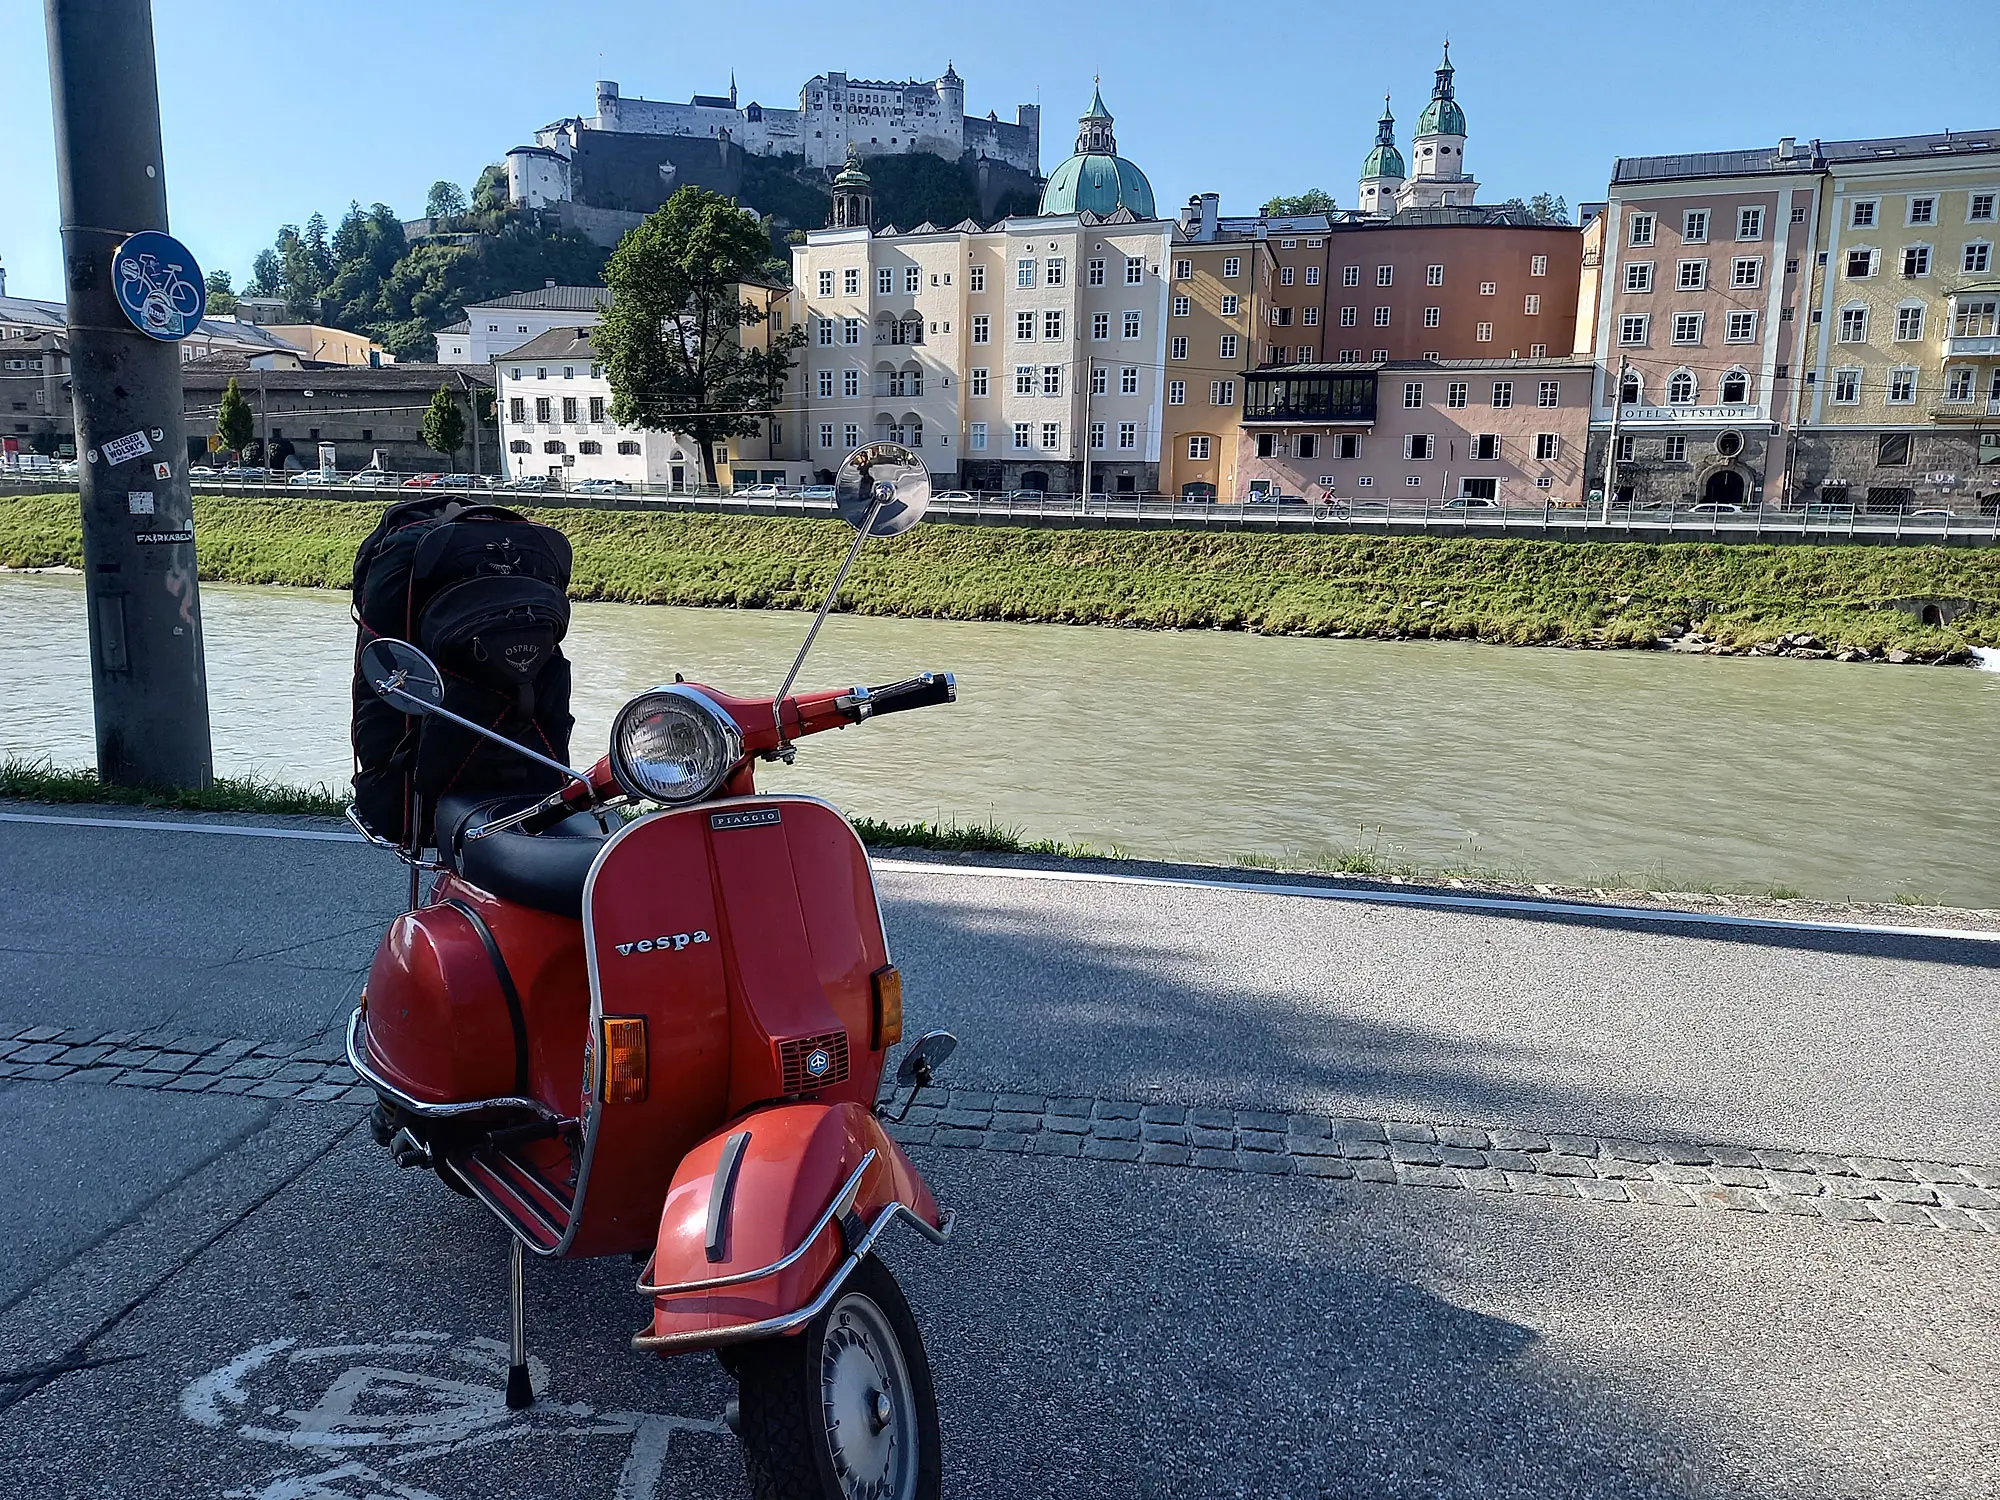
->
[[1158, 195, 1273, 499]]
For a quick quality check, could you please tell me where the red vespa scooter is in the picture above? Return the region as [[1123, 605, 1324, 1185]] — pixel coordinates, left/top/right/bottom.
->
[[346, 446, 962, 1499]]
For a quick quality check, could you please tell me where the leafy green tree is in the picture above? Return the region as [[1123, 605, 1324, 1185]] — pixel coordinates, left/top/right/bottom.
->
[[596, 187, 804, 486], [247, 248, 281, 297], [427, 181, 469, 222], [215, 377, 255, 457], [1530, 192, 1570, 225], [422, 385, 466, 460], [204, 269, 238, 315], [1261, 188, 1338, 217], [473, 164, 510, 216]]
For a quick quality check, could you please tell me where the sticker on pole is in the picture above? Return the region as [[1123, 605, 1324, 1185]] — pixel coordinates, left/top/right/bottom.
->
[[111, 230, 205, 341], [101, 430, 154, 467]]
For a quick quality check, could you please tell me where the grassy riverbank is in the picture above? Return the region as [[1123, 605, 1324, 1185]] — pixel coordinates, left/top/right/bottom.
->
[[5, 491, 1996, 657]]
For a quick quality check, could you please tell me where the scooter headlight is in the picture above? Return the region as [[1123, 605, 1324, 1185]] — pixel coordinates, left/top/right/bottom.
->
[[609, 686, 743, 805]]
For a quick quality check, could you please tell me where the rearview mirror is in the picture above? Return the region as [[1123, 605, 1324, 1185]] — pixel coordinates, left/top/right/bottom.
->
[[895, 1029, 958, 1089], [834, 442, 932, 537], [360, 638, 444, 713]]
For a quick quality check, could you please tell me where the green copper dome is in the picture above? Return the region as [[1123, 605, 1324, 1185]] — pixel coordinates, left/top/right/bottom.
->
[[1362, 97, 1404, 179], [1037, 85, 1156, 218], [1414, 44, 1466, 137]]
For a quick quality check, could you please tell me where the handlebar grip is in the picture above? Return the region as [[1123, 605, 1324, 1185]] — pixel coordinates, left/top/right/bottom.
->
[[855, 671, 956, 718]]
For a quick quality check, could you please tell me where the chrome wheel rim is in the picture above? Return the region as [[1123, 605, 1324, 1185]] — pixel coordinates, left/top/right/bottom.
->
[[819, 1289, 918, 1500]]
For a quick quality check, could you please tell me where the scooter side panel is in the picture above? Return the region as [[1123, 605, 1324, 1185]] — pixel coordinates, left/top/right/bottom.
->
[[440, 878, 591, 1118], [642, 1101, 941, 1348], [361, 905, 519, 1105], [568, 808, 734, 1258]]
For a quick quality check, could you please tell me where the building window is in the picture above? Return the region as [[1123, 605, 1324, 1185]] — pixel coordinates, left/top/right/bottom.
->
[[876, 267, 893, 296], [1012, 422, 1030, 450], [1253, 434, 1280, 461], [1171, 336, 1188, 359], [1966, 241, 1994, 274], [971, 314, 991, 346], [1210, 379, 1234, 405], [1901, 244, 1932, 278], [1294, 434, 1318, 459], [1043, 364, 1063, 396], [578, 440, 601, 455], [842, 268, 860, 295], [1491, 381, 1513, 408], [1188, 435, 1211, 461], [1280, 266, 1295, 286], [1886, 367, 1918, 404], [817, 269, 835, 297], [1220, 334, 1238, 359], [1014, 365, 1035, 395], [1088, 258, 1106, 286], [509, 397, 526, 423], [1374, 307, 1391, 327], [1946, 367, 1975, 401], [1475, 322, 1493, 342], [1040, 422, 1060, 448], [1538, 380, 1560, 408], [1168, 380, 1185, 405], [1404, 434, 1434, 459], [1305, 266, 1321, 285], [1877, 433, 1911, 466], [1667, 370, 1696, 404], [1629, 213, 1655, 246], [1845, 248, 1876, 278], [1340, 307, 1358, 327], [844, 423, 860, 448], [1173, 295, 1191, 317], [560, 396, 578, 422], [1470, 434, 1500, 460], [1376, 266, 1393, 286], [1720, 369, 1749, 403], [588, 396, 605, 422], [843, 318, 861, 345], [1014, 311, 1034, 341], [508, 440, 530, 453], [1907, 196, 1936, 226], [1676, 259, 1707, 290], [1116, 311, 1137, 339], [1343, 265, 1361, 286], [1117, 421, 1136, 449], [1220, 294, 1239, 315], [1446, 381, 1468, 408], [1838, 306, 1868, 342], [534, 397, 552, 422], [1403, 381, 1424, 408], [1120, 366, 1139, 394], [1044, 310, 1065, 340], [843, 369, 860, 397], [1732, 257, 1762, 288], [1223, 256, 1242, 278], [1126, 257, 1145, 285], [1045, 258, 1064, 287], [1832, 368, 1861, 403], [1421, 307, 1441, 329], [1329, 434, 1357, 459], [1661, 435, 1687, 462], [818, 318, 836, 346], [1303, 307, 1319, 326], [1174, 258, 1192, 280], [1624, 262, 1654, 293], [1618, 434, 1634, 461], [1479, 281, 1496, 296], [1683, 210, 1709, 242], [969, 264, 986, 293], [1971, 193, 1997, 223], [1726, 310, 1757, 342], [1895, 305, 1925, 341], [1086, 420, 1105, 450], [1850, 200, 1877, 229], [543, 440, 564, 454], [1016, 258, 1036, 288], [1672, 312, 1704, 344], [1531, 343, 1547, 358], [1735, 206, 1763, 240], [968, 422, 987, 450], [818, 423, 835, 449], [1524, 294, 1541, 315]]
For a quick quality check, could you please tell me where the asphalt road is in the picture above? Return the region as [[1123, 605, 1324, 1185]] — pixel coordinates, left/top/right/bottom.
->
[[0, 805, 1995, 1498]]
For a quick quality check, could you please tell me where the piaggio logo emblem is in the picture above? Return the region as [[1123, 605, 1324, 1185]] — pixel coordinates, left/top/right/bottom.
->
[[804, 1048, 832, 1078], [614, 930, 710, 956]]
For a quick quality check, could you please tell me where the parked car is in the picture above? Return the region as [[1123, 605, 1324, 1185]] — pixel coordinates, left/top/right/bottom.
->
[[288, 469, 333, 485], [797, 484, 836, 501], [932, 490, 973, 502], [1908, 508, 1957, 521], [350, 470, 397, 487], [1442, 496, 1501, 510], [1248, 490, 1310, 505], [186, 464, 219, 478], [500, 475, 549, 491], [402, 473, 443, 488], [1688, 502, 1744, 514], [573, 478, 631, 494], [734, 483, 787, 497]]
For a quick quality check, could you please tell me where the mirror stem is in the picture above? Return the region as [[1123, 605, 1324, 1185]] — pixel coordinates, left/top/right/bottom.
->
[[380, 685, 591, 794], [770, 495, 884, 757]]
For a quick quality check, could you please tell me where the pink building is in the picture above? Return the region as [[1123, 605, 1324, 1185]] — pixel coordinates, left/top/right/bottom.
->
[[1232, 358, 1595, 503]]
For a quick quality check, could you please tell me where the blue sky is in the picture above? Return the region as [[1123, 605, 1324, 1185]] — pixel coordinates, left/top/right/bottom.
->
[[3, 0, 1996, 302]]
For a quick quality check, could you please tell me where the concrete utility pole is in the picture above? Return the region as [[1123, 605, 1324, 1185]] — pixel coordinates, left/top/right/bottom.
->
[[45, 0, 212, 787]]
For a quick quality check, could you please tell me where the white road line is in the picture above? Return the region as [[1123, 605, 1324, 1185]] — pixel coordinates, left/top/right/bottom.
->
[[5, 808, 1994, 943]]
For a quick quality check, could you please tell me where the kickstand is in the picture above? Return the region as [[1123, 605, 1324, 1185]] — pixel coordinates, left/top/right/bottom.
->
[[506, 1237, 534, 1409]]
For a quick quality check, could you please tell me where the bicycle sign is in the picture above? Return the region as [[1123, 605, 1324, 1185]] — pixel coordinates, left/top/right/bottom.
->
[[112, 229, 205, 341]]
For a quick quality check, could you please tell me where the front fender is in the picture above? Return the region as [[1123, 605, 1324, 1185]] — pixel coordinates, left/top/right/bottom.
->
[[635, 1101, 943, 1353]]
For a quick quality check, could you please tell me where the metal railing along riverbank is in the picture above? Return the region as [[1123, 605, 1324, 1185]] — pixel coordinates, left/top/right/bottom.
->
[[6, 472, 1999, 545]]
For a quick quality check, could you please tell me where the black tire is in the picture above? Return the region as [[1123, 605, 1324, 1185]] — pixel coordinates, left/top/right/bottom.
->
[[729, 1254, 942, 1500]]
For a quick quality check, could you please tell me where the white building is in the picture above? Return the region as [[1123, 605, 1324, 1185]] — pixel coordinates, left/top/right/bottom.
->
[[793, 201, 1172, 493], [437, 283, 608, 366]]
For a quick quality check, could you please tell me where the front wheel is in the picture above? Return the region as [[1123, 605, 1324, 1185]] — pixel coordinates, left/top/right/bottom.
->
[[728, 1254, 942, 1500]]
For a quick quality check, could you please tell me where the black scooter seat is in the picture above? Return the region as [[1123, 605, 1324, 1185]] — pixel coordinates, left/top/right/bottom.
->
[[434, 793, 610, 920]]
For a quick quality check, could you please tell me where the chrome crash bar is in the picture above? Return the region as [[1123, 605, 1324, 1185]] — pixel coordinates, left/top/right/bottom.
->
[[631, 1199, 955, 1353], [635, 1149, 878, 1297], [346, 1008, 569, 1123]]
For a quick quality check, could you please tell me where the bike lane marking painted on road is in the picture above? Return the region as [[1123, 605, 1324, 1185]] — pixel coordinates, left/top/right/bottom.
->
[[5, 808, 1996, 943]]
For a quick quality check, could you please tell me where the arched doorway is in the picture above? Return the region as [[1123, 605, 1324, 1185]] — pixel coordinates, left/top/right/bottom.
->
[[1702, 469, 1746, 506], [1019, 470, 1049, 492]]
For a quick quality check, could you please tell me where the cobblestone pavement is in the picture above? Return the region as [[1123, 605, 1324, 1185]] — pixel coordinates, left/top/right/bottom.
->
[[7, 1023, 1993, 1235]]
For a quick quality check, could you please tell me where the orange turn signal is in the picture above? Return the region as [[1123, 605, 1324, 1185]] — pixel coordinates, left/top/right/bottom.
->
[[870, 965, 904, 1050], [602, 1016, 648, 1104]]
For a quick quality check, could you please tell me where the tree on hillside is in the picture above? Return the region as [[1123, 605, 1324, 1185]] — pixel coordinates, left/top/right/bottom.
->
[[204, 269, 238, 315], [473, 164, 510, 216], [1261, 188, 1337, 217], [427, 180, 469, 222], [247, 247, 281, 297], [216, 377, 254, 457], [422, 385, 466, 461], [596, 187, 806, 486]]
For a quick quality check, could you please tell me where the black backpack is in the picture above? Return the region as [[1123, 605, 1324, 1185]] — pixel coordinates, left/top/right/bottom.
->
[[350, 497, 575, 847]]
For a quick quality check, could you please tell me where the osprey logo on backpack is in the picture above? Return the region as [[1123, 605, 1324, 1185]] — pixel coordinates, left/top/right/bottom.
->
[[485, 538, 522, 575], [503, 641, 544, 673]]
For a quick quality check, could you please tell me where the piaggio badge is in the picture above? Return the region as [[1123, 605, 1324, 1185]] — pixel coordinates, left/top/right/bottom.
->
[[710, 808, 782, 830]]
